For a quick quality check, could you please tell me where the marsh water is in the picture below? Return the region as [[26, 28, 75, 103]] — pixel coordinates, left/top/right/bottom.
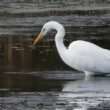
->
[[0, 37, 110, 110], [0, 0, 110, 109], [0, 15, 110, 110]]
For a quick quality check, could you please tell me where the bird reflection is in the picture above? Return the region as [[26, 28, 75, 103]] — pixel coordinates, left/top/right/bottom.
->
[[61, 76, 110, 109]]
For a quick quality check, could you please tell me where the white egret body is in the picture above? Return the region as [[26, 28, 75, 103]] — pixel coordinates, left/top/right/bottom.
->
[[33, 21, 110, 76]]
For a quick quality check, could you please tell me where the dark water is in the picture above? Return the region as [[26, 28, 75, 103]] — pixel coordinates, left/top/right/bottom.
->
[[0, 34, 110, 109], [0, 35, 110, 71], [0, 71, 110, 109]]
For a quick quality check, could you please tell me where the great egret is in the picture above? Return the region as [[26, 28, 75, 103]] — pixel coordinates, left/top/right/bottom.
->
[[32, 21, 110, 76]]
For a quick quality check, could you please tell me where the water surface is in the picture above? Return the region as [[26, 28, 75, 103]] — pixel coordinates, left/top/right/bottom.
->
[[0, 35, 110, 109]]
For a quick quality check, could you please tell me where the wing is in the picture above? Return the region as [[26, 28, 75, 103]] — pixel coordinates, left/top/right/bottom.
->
[[68, 40, 110, 73]]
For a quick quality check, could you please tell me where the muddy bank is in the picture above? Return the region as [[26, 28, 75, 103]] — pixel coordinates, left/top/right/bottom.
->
[[0, 92, 110, 110]]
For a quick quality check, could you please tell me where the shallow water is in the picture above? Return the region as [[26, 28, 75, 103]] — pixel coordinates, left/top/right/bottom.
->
[[62, 76, 110, 109], [0, 71, 110, 109], [0, 36, 110, 109]]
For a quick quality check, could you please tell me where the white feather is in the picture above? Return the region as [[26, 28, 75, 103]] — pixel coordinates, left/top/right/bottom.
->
[[39, 21, 110, 76]]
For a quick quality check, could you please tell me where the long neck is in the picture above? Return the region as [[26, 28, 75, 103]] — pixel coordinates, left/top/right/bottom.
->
[[55, 25, 68, 61]]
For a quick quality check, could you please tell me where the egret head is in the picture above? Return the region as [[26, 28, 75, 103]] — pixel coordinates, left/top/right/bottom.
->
[[32, 21, 56, 47]]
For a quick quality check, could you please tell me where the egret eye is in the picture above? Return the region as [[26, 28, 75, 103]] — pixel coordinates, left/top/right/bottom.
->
[[42, 28, 45, 32]]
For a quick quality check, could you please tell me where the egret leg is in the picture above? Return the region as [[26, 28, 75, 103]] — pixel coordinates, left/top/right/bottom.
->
[[85, 71, 108, 76], [85, 71, 95, 76]]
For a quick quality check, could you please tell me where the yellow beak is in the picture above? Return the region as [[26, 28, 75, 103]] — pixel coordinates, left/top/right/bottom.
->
[[32, 32, 44, 47]]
